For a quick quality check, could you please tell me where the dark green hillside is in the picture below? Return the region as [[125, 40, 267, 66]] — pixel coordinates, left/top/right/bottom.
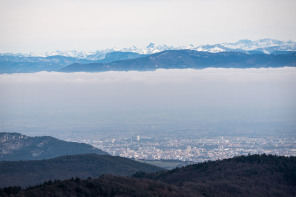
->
[[0, 132, 107, 161], [1, 176, 189, 197], [140, 154, 296, 197], [0, 154, 163, 188], [1, 154, 295, 196]]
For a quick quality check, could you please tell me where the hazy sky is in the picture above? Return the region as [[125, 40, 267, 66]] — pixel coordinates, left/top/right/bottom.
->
[[0, 68, 295, 138], [1, 0, 296, 53]]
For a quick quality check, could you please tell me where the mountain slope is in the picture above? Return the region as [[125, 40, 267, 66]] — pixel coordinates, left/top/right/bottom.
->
[[60, 50, 296, 72], [95, 51, 147, 63], [0, 52, 145, 73], [2, 39, 296, 73], [0, 55, 91, 73], [1, 154, 295, 196], [0, 154, 163, 188], [0, 132, 107, 161], [139, 154, 296, 197], [1, 176, 188, 197]]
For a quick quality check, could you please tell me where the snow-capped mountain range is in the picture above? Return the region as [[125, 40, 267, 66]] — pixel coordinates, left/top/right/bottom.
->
[[2, 38, 296, 60]]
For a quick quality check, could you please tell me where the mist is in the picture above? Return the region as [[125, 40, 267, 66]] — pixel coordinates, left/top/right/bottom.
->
[[0, 68, 295, 139]]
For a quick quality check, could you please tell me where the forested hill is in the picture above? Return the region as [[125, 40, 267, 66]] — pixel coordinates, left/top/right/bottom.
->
[[0, 132, 107, 161], [1, 154, 295, 197], [138, 154, 296, 197], [0, 154, 163, 188]]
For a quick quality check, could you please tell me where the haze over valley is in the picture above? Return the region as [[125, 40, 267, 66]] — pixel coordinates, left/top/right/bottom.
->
[[0, 67, 295, 140]]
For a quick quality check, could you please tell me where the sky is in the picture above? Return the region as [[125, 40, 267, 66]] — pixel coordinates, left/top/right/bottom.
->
[[0, 68, 295, 138], [1, 0, 296, 53]]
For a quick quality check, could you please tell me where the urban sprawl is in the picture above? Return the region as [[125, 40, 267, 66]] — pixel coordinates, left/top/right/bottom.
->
[[76, 136, 296, 163]]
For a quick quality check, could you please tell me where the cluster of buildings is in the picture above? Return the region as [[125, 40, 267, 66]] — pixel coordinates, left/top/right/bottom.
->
[[78, 135, 296, 163]]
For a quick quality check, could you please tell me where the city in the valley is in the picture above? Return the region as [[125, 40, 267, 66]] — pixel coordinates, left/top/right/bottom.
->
[[74, 135, 296, 163]]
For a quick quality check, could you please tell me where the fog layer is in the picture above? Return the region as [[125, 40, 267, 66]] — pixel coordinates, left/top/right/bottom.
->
[[0, 68, 295, 138]]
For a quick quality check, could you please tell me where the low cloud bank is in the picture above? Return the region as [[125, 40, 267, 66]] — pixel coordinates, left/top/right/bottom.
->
[[0, 68, 295, 137], [1, 67, 295, 84]]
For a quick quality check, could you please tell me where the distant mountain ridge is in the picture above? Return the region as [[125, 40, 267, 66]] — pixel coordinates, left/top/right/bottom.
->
[[60, 50, 296, 72], [0, 132, 107, 161], [0, 55, 91, 73], [1, 39, 296, 73], [2, 38, 296, 59], [197, 38, 296, 53]]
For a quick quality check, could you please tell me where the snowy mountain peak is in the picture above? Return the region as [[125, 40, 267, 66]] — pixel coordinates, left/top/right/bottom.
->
[[2, 39, 295, 60], [147, 43, 155, 48], [221, 38, 296, 52], [235, 39, 253, 45]]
